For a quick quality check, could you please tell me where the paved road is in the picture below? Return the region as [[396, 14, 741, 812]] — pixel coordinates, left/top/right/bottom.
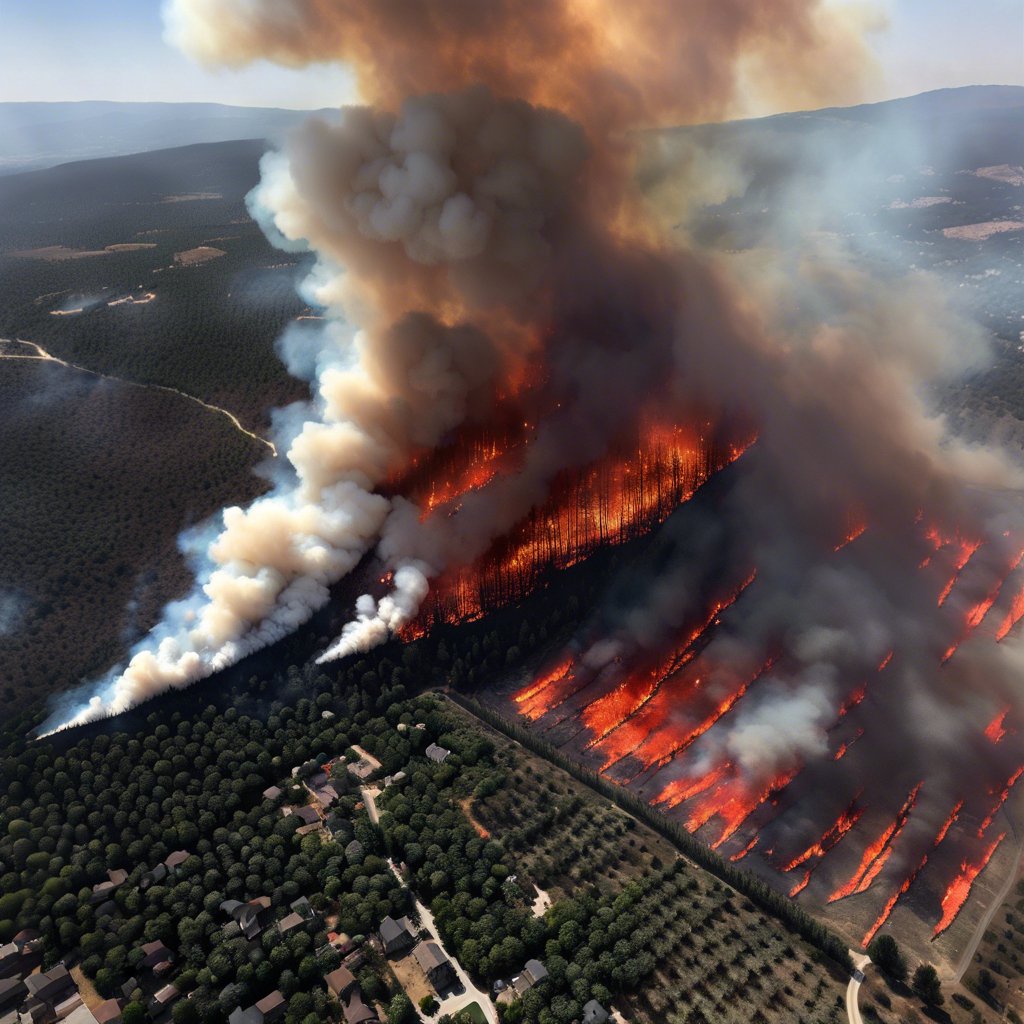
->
[[386, 859, 497, 1023], [953, 832, 1024, 981], [361, 786, 381, 825], [846, 950, 871, 1024]]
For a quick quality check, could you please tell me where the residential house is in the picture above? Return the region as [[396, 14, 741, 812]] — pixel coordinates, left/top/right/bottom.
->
[[321, 710, 335, 720], [90, 869, 129, 905], [228, 991, 285, 1024], [324, 967, 356, 1000], [383, 771, 407, 788], [0, 945, 18, 980], [220, 897, 273, 941], [262, 786, 282, 801], [140, 863, 167, 890], [512, 959, 548, 995], [164, 851, 190, 874], [291, 806, 320, 827], [379, 916, 416, 956], [148, 985, 179, 1016], [310, 783, 339, 809], [92, 1000, 123, 1024], [53, 991, 85, 1019], [24, 965, 76, 1006], [140, 940, 174, 973], [0, 978, 25, 1011], [425, 743, 450, 764], [64, 1007, 102, 1024], [412, 941, 457, 993], [289, 896, 315, 921], [277, 913, 305, 937], [583, 1000, 610, 1024], [340, 990, 376, 1024]]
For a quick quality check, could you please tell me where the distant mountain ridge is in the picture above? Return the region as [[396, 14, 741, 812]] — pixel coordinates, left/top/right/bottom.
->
[[0, 100, 334, 175]]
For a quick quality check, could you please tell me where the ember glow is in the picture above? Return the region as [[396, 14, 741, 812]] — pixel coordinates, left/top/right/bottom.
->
[[984, 709, 1010, 745], [977, 765, 1024, 837]]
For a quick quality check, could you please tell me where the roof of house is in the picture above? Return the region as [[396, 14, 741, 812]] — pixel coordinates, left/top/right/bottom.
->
[[220, 900, 244, 917], [250, 896, 272, 910], [379, 915, 414, 947], [583, 1000, 609, 1024], [278, 913, 304, 934], [524, 959, 548, 984], [93, 999, 123, 1024], [0, 978, 26, 1007], [325, 966, 357, 998], [53, 993, 84, 1017], [24, 964, 73, 999], [152, 984, 179, 1005], [342, 990, 377, 1024], [63, 1007, 101, 1024], [0, 944, 16, 964], [413, 941, 451, 974], [141, 940, 170, 957], [293, 806, 320, 826], [425, 743, 450, 763], [228, 1008, 260, 1024], [164, 850, 190, 869], [254, 991, 285, 1017], [107, 869, 129, 885], [263, 786, 282, 800]]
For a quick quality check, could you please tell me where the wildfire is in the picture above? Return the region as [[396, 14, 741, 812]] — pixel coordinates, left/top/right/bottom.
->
[[933, 831, 1007, 938], [996, 585, 1024, 641], [781, 799, 863, 873], [730, 835, 759, 862], [977, 764, 1024, 837], [828, 783, 922, 903], [405, 421, 755, 633], [984, 708, 1010, 745], [789, 871, 811, 897], [834, 522, 867, 553], [936, 538, 983, 606], [581, 573, 755, 752], [934, 800, 964, 846], [834, 728, 864, 761], [514, 656, 575, 721], [652, 761, 732, 811]]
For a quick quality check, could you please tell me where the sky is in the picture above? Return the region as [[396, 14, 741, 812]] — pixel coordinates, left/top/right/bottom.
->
[[0, 0, 1020, 111]]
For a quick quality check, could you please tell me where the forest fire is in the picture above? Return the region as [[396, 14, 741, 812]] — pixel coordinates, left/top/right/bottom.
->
[[652, 762, 733, 811], [933, 831, 1007, 938], [514, 656, 575, 721], [995, 585, 1024, 641], [862, 853, 928, 947], [828, 784, 922, 903], [977, 765, 1024, 837], [781, 800, 863, 873], [937, 538, 983, 606], [935, 800, 964, 846], [984, 709, 1010, 745]]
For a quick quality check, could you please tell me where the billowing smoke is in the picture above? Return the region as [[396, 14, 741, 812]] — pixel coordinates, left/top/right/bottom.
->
[[44, 0, 887, 731]]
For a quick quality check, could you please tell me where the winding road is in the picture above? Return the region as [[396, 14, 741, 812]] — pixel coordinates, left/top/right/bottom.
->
[[846, 950, 871, 1024], [0, 337, 276, 455]]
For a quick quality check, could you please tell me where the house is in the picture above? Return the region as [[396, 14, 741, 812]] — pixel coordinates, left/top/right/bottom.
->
[[383, 771, 407, 788], [0, 978, 25, 1010], [307, 771, 329, 790], [277, 913, 305, 937], [583, 1000, 610, 1024], [219, 897, 273, 940], [53, 991, 85, 1019], [164, 850, 190, 873], [291, 806, 320, 827], [412, 941, 457, 993], [140, 940, 173, 972], [92, 1000, 123, 1024], [119, 980, 139, 1003], [0, 945, 18, 980], [340, 990, 376, 1024], [425, 743, 450, 764], [512, 959, 548, 995], [324, 967, 356, 1000], [90, 868, 129, 904], [24, 965, 76, 1006], [289, 896, 315, 921], [310, 784, 339, 809], [148, 985, 179, 1015], [379, 916, 416, 956], [228, 991, 285, 1024], [296, 822, 321, 837], [64, 1007, 102, 1024], [262, 786, 282, 801]]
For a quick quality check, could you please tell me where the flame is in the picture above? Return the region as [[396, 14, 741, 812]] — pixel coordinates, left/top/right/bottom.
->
[[514, 656, 575, 721], [622, 657, 776, 780], [996, 585, 1024, 641], [977, 764, 1024, 837], [933, 831, 1007, 938], [789, 870, 812, 897], [581, 574, 754, 750], [781, 799, 863, 873], [934, 800, 964, 846], [405, 422, 755, 633], [834, 522, 867, 553], [730, 835, 759, 862], [833, 728, 864, 761], [878, 650, 894, 671], [827, 783, 922, 903], [936, 538, 983, 606], [984, 708, 1010, 745], [652, 761, 732, 811]]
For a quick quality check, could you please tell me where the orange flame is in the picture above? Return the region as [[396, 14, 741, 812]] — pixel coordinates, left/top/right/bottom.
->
[[933, 831, 1006, 938], [827, 783, 922, 903], [996, 586, 1024, 641], [937, 538, 982, 606], [513, 656, 574, 721], [781, 799, 863, 872], [934, 800, 963, 847], [977, 764, 1024, 837], [834, 522, 867, 553], [730, 835, 759, 862], [652, 761, 732, 811], [984, 708, 1010, 745], [789, 870, 811, 897]]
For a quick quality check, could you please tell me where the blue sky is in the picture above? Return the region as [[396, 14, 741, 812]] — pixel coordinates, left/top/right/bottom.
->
[[0, 0, 1020, 111]]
